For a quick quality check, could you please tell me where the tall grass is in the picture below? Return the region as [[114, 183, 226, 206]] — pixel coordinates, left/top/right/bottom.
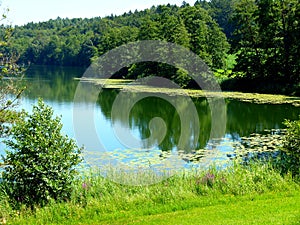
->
[[0, 161, 298, 224]]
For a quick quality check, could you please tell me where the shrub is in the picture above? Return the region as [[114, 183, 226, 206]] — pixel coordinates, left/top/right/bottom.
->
[[1, 99, 82, 207], [281, 117, 300, 177]]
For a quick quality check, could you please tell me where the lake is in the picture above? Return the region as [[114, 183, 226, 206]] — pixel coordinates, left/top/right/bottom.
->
[[1, 65, 300, 170]]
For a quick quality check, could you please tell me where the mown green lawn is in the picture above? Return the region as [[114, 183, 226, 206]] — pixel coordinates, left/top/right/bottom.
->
[[112, 192, 300, 225], [11, 190, 300, 225]]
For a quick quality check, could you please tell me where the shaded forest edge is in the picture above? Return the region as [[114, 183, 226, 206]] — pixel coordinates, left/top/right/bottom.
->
[[1, 0, 300, 95]]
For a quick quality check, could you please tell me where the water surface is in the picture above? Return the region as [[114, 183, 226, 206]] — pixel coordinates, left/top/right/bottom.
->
[[1, 66, 299, 168]]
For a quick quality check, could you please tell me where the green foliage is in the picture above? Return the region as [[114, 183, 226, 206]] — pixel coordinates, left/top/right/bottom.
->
[[213, 53, 237, 82], [171, 68, 191, 88], [2, 99, 83, 207], [281, 117, 300, 177], [206, 0, 236, 40], [179, 5, 229, 69], [233, 0, 300, 84], [0, 8, 25, 137]]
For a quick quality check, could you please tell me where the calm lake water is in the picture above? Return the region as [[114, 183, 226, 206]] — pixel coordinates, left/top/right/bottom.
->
[[1, 65, 300, 169]]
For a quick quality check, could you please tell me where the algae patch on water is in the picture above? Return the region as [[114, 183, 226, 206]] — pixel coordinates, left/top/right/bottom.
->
[[75, 78, 300, 106]]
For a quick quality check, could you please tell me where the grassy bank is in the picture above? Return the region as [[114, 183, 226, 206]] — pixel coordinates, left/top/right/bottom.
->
[[1, 162, 299, 224]]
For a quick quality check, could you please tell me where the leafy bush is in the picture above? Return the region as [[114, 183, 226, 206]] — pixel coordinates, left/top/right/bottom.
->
[[1, 99, 82, 207], [281, 117, 300, 177]]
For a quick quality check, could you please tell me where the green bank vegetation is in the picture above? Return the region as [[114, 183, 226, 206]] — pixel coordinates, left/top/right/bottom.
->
[[0, 163, 300, 224]]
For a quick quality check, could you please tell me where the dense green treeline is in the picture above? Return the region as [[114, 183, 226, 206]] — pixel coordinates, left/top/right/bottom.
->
[[4, 3, 228, 69], [2, 2, 229, 88], [229, 0, 300, 94], [1, 0, 300, 93]]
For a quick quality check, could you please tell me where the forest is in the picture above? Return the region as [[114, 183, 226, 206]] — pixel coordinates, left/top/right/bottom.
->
[[1, 0, 300, 94]]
